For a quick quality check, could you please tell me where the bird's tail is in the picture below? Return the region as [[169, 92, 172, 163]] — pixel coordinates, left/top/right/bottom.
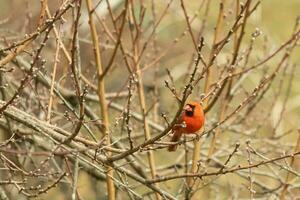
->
[[168, 131, 182, 152]]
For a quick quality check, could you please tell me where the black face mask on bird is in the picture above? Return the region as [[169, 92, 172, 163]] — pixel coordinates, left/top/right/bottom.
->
[[184, 104, 195, 117]]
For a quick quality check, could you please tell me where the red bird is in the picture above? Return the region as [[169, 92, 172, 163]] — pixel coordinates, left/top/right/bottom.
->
[[168, 101, 205, 151]]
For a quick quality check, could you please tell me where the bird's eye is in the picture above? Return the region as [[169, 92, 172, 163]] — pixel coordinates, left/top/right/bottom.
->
[[185, 110, 194, 117]]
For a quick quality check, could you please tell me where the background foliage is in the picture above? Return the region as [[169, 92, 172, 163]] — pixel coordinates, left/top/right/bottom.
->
[[0, 0, 300, 199]]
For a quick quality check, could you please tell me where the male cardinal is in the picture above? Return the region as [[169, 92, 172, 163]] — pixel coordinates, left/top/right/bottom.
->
[[168, 101, 205, 151]]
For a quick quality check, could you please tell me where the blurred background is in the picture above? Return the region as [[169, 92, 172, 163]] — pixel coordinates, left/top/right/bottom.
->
[[0, 0, 300, 199]]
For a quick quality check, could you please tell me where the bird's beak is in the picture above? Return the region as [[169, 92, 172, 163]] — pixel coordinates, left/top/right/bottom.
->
[[184, 105, 193, 112]]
